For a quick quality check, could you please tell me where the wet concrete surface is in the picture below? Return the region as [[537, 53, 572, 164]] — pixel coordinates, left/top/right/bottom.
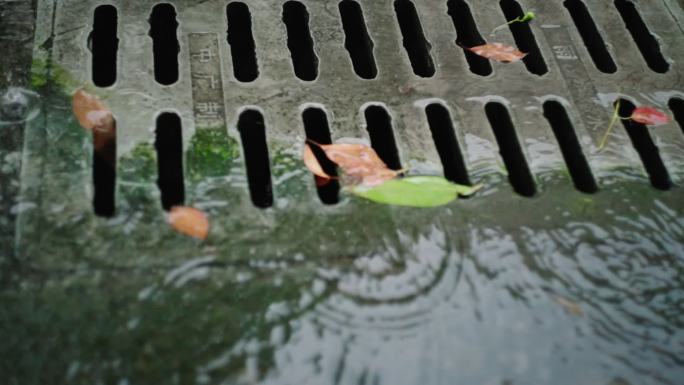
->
[[1, 1, 684, 384]]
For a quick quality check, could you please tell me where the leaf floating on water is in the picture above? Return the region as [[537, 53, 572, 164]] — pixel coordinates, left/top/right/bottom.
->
[[314, 142, 399, 187], [302, 144, 332, 179], [555, 296, 584, 317], [168, 206, 210, 240], [72, 89, 114, 134], [351, 176, 481, 207], [465, 43, 528, 63], [631, 106, 671, 126]]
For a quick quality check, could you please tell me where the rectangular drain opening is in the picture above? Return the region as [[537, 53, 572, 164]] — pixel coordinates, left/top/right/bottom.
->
[[393, 0, 435, 78], [364, 105, 402, 170], [227, 2, 259, 83], [283, 1, 318, 81], [302, 107, 340, 205], [499, 0, 548, 76], [93, 119, 117, 217], [90, 5, 118, 87], [339, 0, 378, 80], [485, 102, 536, 197], [614, 0, 669, 73], [149, 4, 180, 86], [425, 103, 470, 185], [543, 100, 598, 194], [155, 112, 185, 210], [563, 0, 617, 74], [616, 99, 672, 190], [238, 109, 273, 208], [447, 0, 492, 77]]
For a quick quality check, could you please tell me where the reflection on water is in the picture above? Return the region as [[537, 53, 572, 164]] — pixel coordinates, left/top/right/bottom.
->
[[3, 181, 684, 385], [0, 87, 40, 125], [222, 196, 683, 385]]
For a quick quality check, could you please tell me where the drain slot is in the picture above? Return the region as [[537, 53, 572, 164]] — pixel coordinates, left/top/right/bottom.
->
[[283, 1, 318, 81], [447, 0, 492, 77], [543, 101, 598, 193], [90, 5, 118, 87], [485, 102, 536, 197], [149, 4, 180, 86], [155, 112, 185, 210], [394, 0, 435, 78], [563, 0, 617, 74], [227, 2, 260, 83], [339, 0, 378, 80], [93, 120, 117, 217], [364, 105, 402, 170], [614, 0, 669, 73], [303, 107, 340, 204], [669, 98, 684, 136], [238, 110, 273, 208], [425, 103, 470, 185], [617, 99, 672, 190], [499, 0, 548, 76]]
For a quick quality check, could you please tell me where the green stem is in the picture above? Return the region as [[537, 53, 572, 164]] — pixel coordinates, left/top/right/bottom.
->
[[598, 100, 621, 151], [489, 11, 535, 36]]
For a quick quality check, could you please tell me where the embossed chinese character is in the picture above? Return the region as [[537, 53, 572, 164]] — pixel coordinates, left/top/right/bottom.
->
[[193, 74, 220, 90], [553, 45, 578, 60], [196, 102, 222, 119], [192, 48, 215, 63]]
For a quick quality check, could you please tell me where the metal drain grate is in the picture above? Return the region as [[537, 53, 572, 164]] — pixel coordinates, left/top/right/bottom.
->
[[20, 0, 684, 213], [2, 1, 684, 384]]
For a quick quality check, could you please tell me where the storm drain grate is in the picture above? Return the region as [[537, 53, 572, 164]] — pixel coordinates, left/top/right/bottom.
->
[[11, 0, 684, 258], [71, 0, 684, 214]]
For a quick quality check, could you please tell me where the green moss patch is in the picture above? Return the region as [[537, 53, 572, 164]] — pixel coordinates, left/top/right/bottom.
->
[[187, 128, 240, 180]]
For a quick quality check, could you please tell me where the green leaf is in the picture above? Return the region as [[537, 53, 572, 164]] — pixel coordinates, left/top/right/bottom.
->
[[350, 176, 481, 208]]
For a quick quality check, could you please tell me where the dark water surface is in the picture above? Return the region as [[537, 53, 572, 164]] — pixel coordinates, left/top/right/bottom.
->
[[2, 170, 684, 385]]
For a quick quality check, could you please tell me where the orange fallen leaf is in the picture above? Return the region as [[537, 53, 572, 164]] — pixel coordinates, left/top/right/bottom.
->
[[465, 43, 527, 63], [72, 89, 114, 134], [631, 106, 670, 126], [317, 142, 399, 187], [168, 206, 210, 240]]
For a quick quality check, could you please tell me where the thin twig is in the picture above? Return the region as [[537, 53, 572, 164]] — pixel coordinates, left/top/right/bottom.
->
[[598, 99, 621, 151], [489, 12, 536, 36]]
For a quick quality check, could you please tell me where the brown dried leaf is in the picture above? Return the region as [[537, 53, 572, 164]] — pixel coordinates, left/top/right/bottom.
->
[[466, 43, 528, 63], [303, 144, 332, 179], [318, 143, 398, 187], [168, 206, 210, 240], [72, 89, 114, 134]]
